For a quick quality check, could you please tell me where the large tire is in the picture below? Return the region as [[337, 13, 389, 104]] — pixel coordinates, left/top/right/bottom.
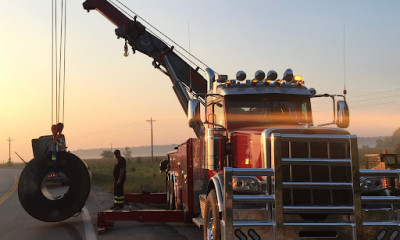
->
[[18, 151, 91, 222], [204, 189, 221, 240]]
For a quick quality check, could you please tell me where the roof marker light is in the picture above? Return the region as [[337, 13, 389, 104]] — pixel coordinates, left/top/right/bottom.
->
[[283, 68, 294, 82], [297, 81, 304, 89], [266, 70, 278, 80], [274, 79, 282, 89], [254, 70, 265, 81], [217, 74, 228, 83], [309, 88, 317, 96], [236, 71, 246, 81]]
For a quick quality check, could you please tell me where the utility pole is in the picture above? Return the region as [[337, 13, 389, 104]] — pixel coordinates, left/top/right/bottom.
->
[[6, 137, 13, 164], [146, 117, 156, 163]]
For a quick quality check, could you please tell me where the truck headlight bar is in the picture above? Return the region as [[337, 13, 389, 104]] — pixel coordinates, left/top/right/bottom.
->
[[360, 177, 383, 191], [233, 176, 260, 192]]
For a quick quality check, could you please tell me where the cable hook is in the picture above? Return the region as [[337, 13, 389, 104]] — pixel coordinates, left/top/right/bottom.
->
[[124, 39, 129, 57]]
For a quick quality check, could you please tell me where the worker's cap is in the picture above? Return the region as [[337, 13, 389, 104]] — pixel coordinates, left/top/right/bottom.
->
[[114, 150, 120, 154]]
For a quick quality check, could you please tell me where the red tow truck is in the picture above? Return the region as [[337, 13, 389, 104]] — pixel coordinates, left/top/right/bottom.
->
[[83, 1, 400, 239]]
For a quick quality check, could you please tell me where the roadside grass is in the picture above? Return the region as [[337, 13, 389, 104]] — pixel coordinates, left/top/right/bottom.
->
[[2, 147, 379, 192], [84, 156, 166, 193], [0, 162, 25, 169], [0, 156, 167, 194]]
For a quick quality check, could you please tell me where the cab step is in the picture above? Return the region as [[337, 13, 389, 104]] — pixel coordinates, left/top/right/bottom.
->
[[192, 217, 204, 228]]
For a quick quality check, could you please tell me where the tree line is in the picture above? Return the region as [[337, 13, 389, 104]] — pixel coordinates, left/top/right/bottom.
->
[[101, 147, 132, 159], [375, 127, 400, 153]]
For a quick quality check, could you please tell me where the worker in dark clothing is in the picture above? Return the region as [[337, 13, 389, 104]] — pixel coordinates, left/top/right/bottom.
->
[[111, 149, 126, 210]]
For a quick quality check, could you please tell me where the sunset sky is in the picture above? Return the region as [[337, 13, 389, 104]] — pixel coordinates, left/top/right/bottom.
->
[[1, 0, 399, 162]]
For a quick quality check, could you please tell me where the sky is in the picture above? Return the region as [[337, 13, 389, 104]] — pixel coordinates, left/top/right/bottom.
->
[[0, 0, 399, 163]]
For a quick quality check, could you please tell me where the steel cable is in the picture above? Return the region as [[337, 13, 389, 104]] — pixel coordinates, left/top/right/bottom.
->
[[57, 0, 64, 123], [52, 0, 67, 124], [62, 0, 67, 123], [55, 0, 58, 123], [51, 0, 54, 125], [109, 0, 215, 74]]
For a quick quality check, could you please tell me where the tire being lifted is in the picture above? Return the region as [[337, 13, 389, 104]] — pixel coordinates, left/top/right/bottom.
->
[[18, 151, 91, 222]]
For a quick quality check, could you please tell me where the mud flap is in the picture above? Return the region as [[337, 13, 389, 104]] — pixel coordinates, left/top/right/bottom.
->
[[18, 151, 91, 222]]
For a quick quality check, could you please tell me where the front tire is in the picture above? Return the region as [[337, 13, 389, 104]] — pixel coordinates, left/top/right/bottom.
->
[[204, 189, 220, 240]]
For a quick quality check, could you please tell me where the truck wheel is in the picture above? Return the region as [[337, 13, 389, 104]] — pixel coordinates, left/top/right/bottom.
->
[[18, 151, 91, 222], [204, 189, 220, 240], [167, 180, 175, 210]]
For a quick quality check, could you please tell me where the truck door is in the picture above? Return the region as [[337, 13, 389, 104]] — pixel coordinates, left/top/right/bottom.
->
[[205, 97, 226, 173]]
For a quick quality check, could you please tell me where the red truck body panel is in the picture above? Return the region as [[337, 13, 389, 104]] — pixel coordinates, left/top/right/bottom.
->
[[231, 129, 263, 169]]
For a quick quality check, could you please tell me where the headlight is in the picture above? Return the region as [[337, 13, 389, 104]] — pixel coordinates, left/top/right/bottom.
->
[[233, 177, 260, 192], [360, 177, 382, 191]]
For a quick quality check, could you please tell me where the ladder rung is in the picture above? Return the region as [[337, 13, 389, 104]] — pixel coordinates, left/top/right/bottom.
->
[[233, 195, 274, 203], [278, 134, 351, 142], [233, 220, 273, 227], [360, 169, 400, 178], [284, 206, 353, 214], [361, 196, 400, 204], [363, 221, 400, 226], [284, 222, 354, 227], [283, 182, 352, 189], [282, 158, 351, 166], [232, 168, 274, 176]]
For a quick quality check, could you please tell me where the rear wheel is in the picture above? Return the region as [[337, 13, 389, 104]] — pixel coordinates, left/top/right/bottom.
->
[[204, 189, 220, 240]]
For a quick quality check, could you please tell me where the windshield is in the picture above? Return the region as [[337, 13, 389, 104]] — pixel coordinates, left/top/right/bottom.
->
[[225, 94, 312, 128]]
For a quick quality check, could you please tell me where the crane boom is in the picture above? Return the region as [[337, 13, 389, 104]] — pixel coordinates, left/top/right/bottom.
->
[[83, 0, 208, 117]]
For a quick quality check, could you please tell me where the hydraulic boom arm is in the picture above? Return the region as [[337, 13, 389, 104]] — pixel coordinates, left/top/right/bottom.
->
[[83, 0, 207, 119]]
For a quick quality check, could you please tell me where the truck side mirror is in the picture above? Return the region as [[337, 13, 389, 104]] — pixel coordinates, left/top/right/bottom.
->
[[336, 100, 350, 128], [188, 99, 201, 128]]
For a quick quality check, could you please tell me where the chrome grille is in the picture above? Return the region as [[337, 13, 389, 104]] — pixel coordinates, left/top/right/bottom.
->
[[222, 132, 400, 240], [281, 139, 353, 206]]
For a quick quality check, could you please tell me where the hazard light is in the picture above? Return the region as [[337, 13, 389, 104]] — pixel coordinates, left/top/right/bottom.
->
[[294, 75, 303, 81]]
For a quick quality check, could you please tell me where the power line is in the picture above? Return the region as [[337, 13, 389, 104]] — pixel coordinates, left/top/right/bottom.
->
[[350, 100, 398, 110], [313, 99, 399, 112], [146, 117, 156, 164], [6, 137, 13, 164], [347, 88, 400, 100], [348, 93, 400, 104], [311, 91, 400, 110]]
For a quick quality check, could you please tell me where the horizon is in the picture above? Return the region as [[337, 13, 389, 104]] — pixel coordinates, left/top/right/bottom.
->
[[3, 133, 398, 163]]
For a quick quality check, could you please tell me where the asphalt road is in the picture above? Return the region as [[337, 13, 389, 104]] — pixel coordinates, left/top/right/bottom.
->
[[0, 168, 202, 240]]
